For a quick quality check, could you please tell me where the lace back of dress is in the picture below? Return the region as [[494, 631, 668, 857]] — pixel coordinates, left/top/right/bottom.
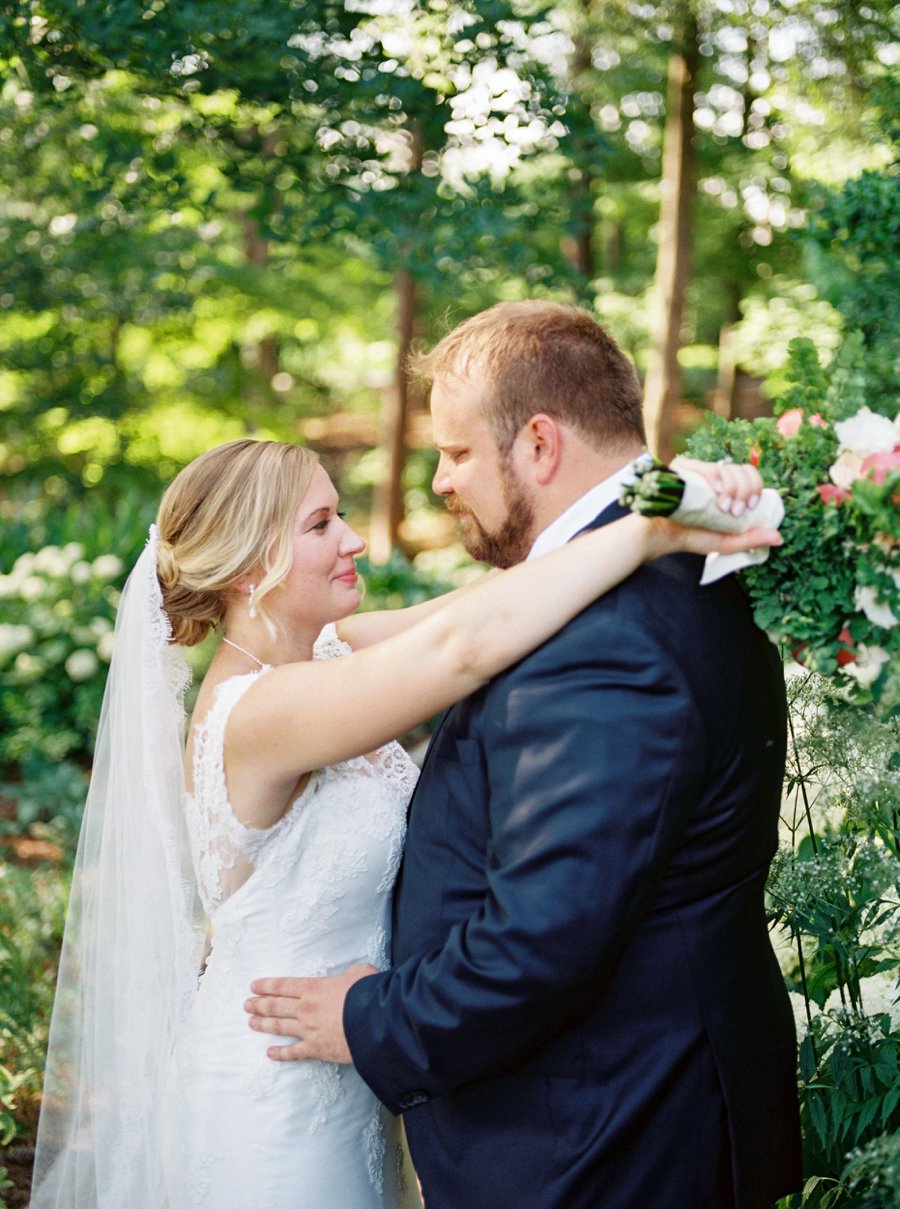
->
[[187, 673, 269, 913]]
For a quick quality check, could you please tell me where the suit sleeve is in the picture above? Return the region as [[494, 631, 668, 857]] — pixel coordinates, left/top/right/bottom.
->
[[344, 610, 705, 1114]]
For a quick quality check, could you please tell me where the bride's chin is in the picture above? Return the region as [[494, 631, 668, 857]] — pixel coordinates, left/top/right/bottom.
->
[[334, 592, 362, 619]]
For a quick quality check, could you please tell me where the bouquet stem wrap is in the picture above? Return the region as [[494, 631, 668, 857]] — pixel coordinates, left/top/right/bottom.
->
[[620, 457, 785, 585]]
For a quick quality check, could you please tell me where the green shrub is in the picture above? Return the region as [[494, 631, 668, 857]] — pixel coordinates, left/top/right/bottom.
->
[[771, 675, 900, 1208], [0, 859, 69, 1169]]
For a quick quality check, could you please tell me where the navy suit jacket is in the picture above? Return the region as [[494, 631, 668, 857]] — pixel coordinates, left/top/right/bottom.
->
[[345, 502, 802, 1209]]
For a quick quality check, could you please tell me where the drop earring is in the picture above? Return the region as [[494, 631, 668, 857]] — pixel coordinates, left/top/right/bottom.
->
[[248, 584, 257, 620]]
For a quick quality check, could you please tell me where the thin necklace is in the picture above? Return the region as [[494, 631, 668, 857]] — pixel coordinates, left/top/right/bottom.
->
[[221, 636, 266, 669]]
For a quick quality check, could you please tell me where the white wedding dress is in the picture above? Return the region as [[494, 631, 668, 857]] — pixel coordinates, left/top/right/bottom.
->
[[166, 625, 422, 1209]]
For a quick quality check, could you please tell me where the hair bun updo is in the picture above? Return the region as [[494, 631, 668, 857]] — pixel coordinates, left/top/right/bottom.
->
[[153, 439, 320, 648], [155, 538, 224, 648]]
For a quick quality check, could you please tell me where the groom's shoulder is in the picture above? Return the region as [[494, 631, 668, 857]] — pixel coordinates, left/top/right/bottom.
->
[[503, 549, 754, 673]]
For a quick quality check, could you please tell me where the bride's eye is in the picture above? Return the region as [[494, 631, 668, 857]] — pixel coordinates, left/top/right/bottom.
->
[[310, 511, 346, 532]]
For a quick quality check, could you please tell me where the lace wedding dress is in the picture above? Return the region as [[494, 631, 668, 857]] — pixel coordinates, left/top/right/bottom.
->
[[166, 624, 422, 1209]]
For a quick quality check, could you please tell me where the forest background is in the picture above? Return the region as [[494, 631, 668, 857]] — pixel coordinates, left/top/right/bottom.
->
[[0, 0, 898, 1206]]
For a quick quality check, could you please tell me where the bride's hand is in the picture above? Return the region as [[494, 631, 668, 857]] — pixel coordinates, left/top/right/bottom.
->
[[670, 456, 762, 517], [646, 516, 784, 560]]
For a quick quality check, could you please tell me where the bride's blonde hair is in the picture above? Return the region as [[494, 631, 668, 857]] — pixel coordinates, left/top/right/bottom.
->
[[155, 439, 319, 646]]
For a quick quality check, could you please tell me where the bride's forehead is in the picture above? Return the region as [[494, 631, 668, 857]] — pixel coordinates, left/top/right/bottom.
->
[[294, 466, 339, 516]]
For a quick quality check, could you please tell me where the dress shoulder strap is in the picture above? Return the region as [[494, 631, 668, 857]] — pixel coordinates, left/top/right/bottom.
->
[[192, 672, 266, 810]]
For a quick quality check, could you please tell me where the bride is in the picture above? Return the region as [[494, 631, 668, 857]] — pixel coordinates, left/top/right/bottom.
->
[[29, 438, 778, 1209]]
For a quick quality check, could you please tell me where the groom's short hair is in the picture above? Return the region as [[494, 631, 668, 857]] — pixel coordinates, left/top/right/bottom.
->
[[411, 300, 646, 455]]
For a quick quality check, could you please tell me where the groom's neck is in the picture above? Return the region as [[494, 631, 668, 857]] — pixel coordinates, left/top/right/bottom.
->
[[531, 440, 643, 536]]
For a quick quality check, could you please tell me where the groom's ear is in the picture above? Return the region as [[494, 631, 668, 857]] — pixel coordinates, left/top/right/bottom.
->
[[520, 413, 561, 486]]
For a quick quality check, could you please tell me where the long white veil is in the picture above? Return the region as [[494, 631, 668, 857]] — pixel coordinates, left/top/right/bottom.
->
[[31, 525, 206, 1207]]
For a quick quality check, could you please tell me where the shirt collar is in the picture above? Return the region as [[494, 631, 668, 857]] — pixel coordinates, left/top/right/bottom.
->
[[527, 463, 636, 560]]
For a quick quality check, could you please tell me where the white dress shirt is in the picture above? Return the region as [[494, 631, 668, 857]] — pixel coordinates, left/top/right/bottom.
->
[[527, 464, 635, 560], [528, 458, 746, 585]]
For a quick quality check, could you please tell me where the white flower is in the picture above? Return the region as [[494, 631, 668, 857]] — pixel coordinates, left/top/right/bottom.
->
[[855, 584, 898, 630], [89, 616, 113, 637], [33, 546, 71, 577], [63, 542, 85, 561], [858, 973, 900, 1031], [0, 624, 34, 657], [19, 575, 45, 601], [13, 552, 35, 575], [834, 407, 900, 454], [844, 643, 890, 687], [787, 990, 818, 1037], [829, 450, 867, 490], [91, 554, 123, 580], [97, 631, 115, 662], [14, 652, 44, 680], [71, 561, 92, 584], [824, 974, 900, 1033], [65, 649, 99, 681]]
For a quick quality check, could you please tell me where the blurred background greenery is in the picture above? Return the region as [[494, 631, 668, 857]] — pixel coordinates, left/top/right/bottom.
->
[[0, 0, 898, 1204], [1, 0, 896, 562]]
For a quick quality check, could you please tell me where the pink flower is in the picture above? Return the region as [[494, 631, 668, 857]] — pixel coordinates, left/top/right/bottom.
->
[[817, 483, 851, 505], [837, 627, 856, 666], [859, 445, 900, 485], [809, 414, 828, 429], [776, 409, 804, 438]]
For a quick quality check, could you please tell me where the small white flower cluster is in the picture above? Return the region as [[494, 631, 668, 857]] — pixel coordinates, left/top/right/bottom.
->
[[0, 544, 124, 598], [0, 624, 34, 658], [835, 973, 900, 1034], [790, 972, 900, 1041], [65, 649, 100, 682], [1, 543, 125, 684]]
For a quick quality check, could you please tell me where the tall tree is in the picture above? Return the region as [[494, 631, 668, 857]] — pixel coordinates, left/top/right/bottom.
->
[[642, 3, 699, 460]]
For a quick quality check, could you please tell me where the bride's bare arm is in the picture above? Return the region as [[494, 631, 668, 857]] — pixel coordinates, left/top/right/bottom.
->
[[336, 572, 496, 651], [229, 510, 781, 802], [337, 458, 762, 651]]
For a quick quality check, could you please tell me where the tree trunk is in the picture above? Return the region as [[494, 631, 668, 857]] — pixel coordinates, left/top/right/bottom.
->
[[561, 0, 596, 296], [368, 122, 424, 562], [241, 129, 281, 411], [605, 219, 625, 273], [642, 5, 699, 461], [368, 269, 419, 562]]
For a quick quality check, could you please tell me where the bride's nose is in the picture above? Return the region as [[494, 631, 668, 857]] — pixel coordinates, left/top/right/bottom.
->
[[340, 522, 366, 558]]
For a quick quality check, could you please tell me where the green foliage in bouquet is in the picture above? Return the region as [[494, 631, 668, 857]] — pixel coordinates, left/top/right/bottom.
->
[[687, 336, 900, 711]]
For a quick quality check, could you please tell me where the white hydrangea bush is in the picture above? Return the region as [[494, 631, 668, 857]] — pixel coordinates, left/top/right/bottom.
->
[[0, 544, 125, 765]]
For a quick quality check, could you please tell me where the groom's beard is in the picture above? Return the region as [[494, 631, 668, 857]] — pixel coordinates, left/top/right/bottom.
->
[[445, 462, 535, 569]]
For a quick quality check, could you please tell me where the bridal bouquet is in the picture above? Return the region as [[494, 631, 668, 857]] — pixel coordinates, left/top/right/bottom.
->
[[631, 338, 900, 708], [621, 454, 785, 587]]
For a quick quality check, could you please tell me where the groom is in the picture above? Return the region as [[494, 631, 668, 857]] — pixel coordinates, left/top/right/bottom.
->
[[247, 301, 802, 1208]]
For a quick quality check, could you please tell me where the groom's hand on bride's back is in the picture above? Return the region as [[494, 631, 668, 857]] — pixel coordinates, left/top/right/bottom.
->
[[244, 964, 377, 1064]]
